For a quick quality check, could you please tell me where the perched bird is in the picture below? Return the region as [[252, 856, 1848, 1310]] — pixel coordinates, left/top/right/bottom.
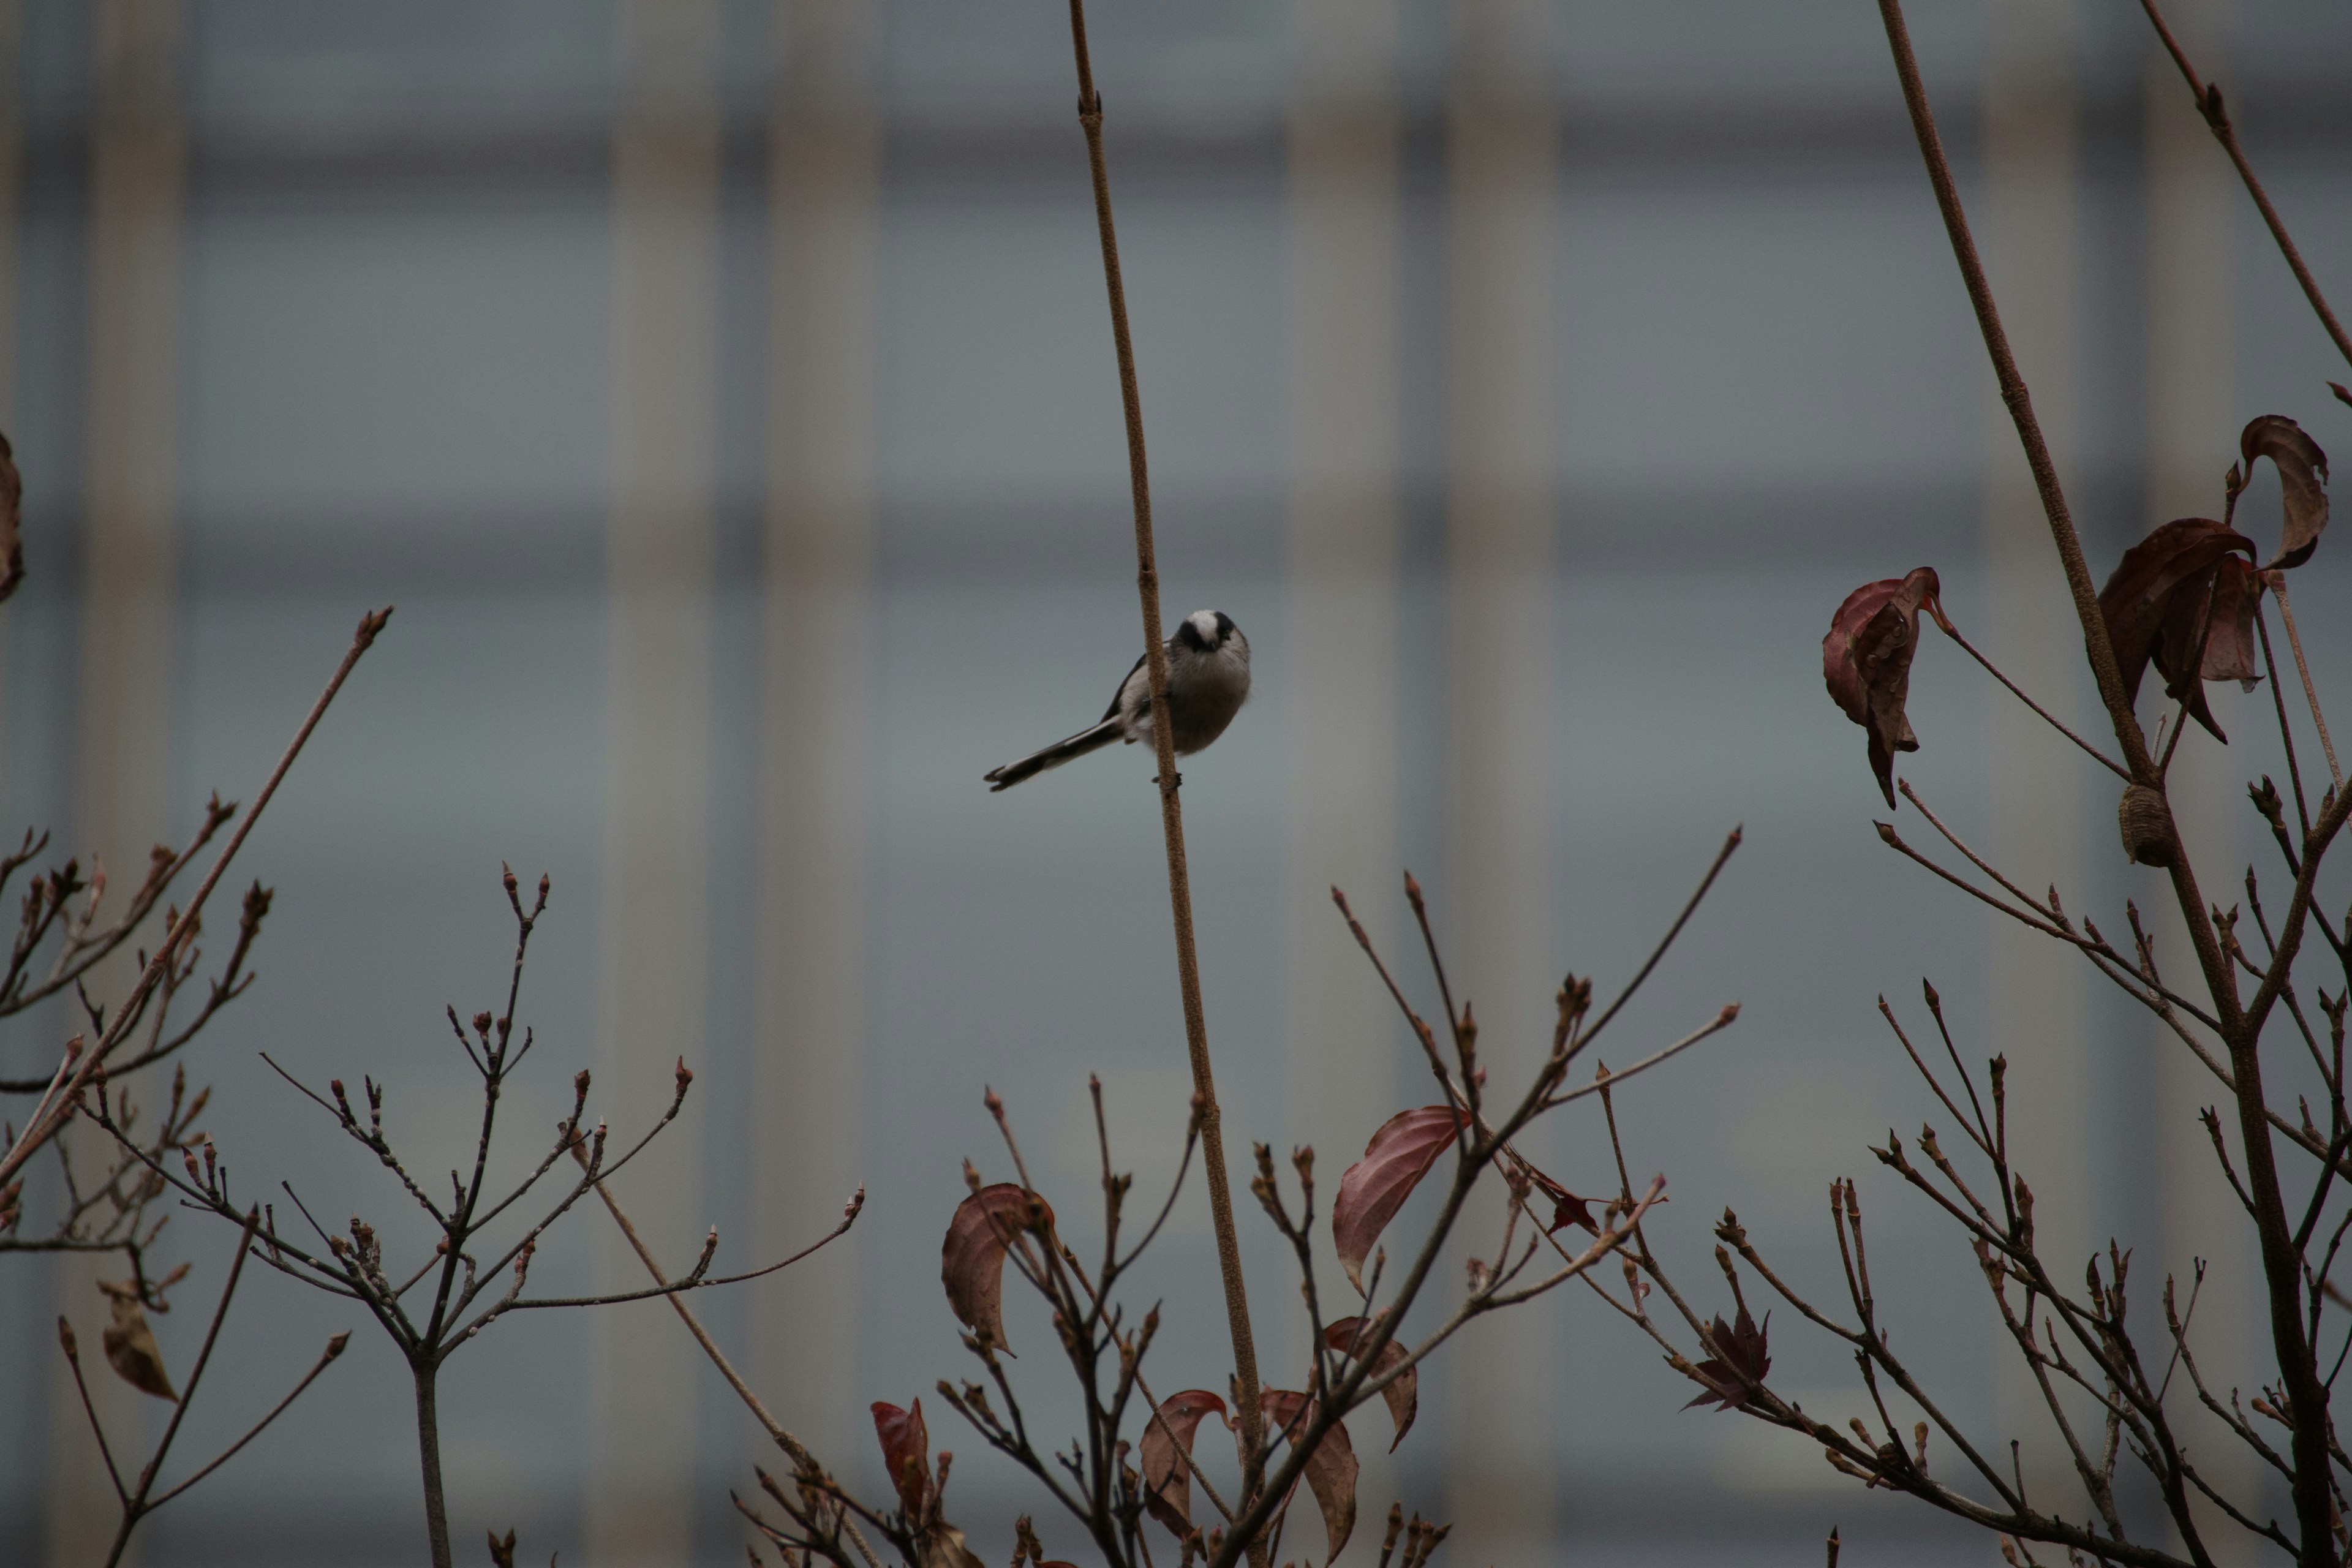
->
[[986, 609, 1251, 792]]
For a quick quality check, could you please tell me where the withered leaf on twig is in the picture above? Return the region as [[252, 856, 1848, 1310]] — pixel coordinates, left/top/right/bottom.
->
[[1522, 1166, 1599, 1237], [1332, 1106, 1467, 1295], [1139, 1388, 1227, 1538], [940, 1183, 1054, 1353], [872, 1399, 933, 1518], [2239, 413, 2329, 570], [99, 1280, 178, 1402], [0, 430, 20, 604], [917, 1522, 986, 1568], [2097, 518, 2260, 739], [1822, 568, 1942, 809], [1322, 1316, 1417, 1452], [1261, 1389, 1358, 1564], [1683, 1304, 1770, 1413]]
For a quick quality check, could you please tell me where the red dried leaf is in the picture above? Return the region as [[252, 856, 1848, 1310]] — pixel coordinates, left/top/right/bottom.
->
[[2097, 518, 2259, 736], [1323, 1316, 1417, 1452], [2154, 552, 2264, 739], [941, 1183, 1054, 1352], [2240, 414, 2329, 570], [1522, 1166, 1599, 1237], [99, 1283, 178, 1403], [1140, 1388, 1227, 1538], [919, 1524, 986, 1568], [1683, 1306, 1771, 1413], [872, 1399, 933, 1517], [1332, 1106, 1466, 1295], [1822, 568, 1942, 809], [1261, 1390, 1359, 1564]]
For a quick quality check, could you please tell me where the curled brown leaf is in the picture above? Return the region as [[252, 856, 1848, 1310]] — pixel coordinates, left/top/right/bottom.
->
[[2097, 518, 2260, 738], [1140, 1388, 1228, 1539], [2239, 414, 2329, 570], [872, 1398, 933, 1517], [1822, 568, 1942, 809], [1322, 1316, 1417, 1452], [918, 1522, 986, 1568], [1261, 1390, 1358, 1564], [1332, 1106, 1466, 1295], [941, 1183, 1054, 1352], [98, 1280, 177, 1403]]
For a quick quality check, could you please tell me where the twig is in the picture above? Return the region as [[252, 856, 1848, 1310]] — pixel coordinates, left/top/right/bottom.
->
[[577, 1144, 880, 1568], [2267, 573, 2342, 793], [1570, 829, 1742, 1060], [1933, 616, 2130, 780], [1, 608, 393, 1188], [1060, 0, 1268, 1545], [2137, 0, 2352, 372]]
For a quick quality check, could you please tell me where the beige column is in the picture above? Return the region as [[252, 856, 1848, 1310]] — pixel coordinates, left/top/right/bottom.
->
[[589, 2, 723, 1559], [1283, 0, 1401, 1205], [1981, 0, 2092, 1493], [751, 0, 878, 1461], [1444, 0, 1556, 1559], [2143, 4, 2258, 1558], [49, 4, 183, 1564]]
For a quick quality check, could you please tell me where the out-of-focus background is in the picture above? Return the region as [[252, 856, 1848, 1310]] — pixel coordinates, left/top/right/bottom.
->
[[1, 1, 2348, 1562]]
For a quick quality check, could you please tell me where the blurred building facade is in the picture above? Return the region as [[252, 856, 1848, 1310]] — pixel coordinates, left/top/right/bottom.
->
[[1, 2, 2348, 1564]]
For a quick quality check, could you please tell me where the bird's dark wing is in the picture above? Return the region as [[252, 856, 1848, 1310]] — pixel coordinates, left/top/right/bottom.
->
[[1101, 649, 1150, 722]]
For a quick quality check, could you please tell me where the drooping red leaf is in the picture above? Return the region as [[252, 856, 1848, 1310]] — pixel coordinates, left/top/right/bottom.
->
[[1821, 568, 1942, 809], [1139, 1388, 1227, 1539], [2098, 518, 2259, 731], [2240, 414, 2329, 570], [1261, 1390, 1358, 1564], [872, 1399, 933, 1517], [1332, 1106, 1466, 1295], [941, 1183, 1054, 1352], [1522, 1166, 1600, 1237], [2152, 551, 2264, 739], [1682, 1306, 1771, 1413], [99, 1284, 178, 1403], [1323, 1316, 1417, 1452]]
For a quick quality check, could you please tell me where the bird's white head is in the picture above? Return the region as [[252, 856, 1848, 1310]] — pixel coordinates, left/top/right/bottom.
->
[[1185, 609, 1227, 649]]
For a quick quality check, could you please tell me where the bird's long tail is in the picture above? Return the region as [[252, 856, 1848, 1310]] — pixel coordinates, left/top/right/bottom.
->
[[985, 718, 1125, 791]]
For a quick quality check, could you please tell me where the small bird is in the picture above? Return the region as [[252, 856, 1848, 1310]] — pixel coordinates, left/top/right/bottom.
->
[[986, 609, 1251, 792]]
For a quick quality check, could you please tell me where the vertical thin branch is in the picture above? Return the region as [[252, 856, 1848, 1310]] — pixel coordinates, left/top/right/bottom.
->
[[1060, 2, 1269, 1556], [415, 1362, 451, 1568], [2267, 573, 2343, 793]]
